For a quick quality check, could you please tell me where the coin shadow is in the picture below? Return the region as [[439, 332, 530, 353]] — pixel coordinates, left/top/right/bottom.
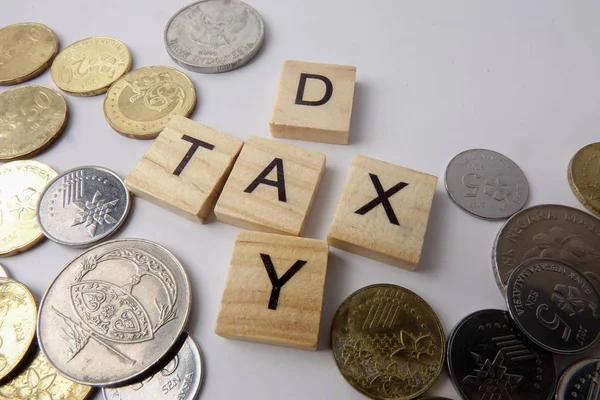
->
[[416, 189, 447, 274], [348, 81, 370, 146], [317, 251, 348, 351]]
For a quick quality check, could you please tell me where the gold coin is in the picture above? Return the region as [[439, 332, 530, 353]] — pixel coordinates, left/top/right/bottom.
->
[[50, 36, 132, 96], [568, 142, 600, 217], [0, 161, 57, 256], [103, 66, 196, 139], [0, 85, 68, 161], [0, 350, 92, 399], [331, 284, 445, 400], [0, 23, 59, 86]]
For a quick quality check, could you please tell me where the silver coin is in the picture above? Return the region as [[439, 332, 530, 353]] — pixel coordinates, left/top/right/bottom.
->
[[103, 333, 203, 400], [0, 263, 9, 278], [164, 0, 265, 73], [37, 166, 131, 247], [445, 149, 529, 220], [505, 258, 600, 355], [37, 238, 192, 386], [555, 358, 600, 399]]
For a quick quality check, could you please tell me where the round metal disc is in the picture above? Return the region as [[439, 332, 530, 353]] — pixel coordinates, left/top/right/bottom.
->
[[555, 358, 600, 400]]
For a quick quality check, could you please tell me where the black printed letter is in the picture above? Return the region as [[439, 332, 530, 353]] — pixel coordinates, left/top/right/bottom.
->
[[173, 135, 215, 176], [261, 254, 307, 310], [244, 158, 287, 202], [295, 73, 333, 106], [355, 173, 408, 226]]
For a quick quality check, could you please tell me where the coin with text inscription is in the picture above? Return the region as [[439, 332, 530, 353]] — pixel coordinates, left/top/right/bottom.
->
[[37, 238, 192, 386], [568, 143, 600, 217], [164, 0, 265, 73], [37, 166, 130, 247], [555, 358, 600, 400]]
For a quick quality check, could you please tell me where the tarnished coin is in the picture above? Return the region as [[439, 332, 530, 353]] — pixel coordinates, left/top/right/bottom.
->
[[331, 284, 445, 400], [568, 142, 600, 217], [0, 85, 68, 160], [0, 279, 37, 381], [0, 161, 58, 256], [37, 238, 192, 386], [50, 36, 132, 96], [506, 258, 600, 355], [103, 66, 196, 139], [492, 204, 600, 293], [0, 350, 92, 399], [37, 166, 130, 247], [164, 0, 265, 73], [0, 22, 59, 86], [447, 309, 555, 400], [103, 333, 203, 400], [445, 149, 529, 220], [555, 358, 600, 400]]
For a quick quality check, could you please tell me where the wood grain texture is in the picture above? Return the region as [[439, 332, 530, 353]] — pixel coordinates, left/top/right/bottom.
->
[[327, 155, 437, 270], [125, 116, 243, 223], [270, 60, 356, 145], [214, 136, 325, 236], [215, 230, 329, 350]]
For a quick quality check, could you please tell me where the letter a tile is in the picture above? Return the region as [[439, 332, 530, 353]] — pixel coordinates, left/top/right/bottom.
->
[[328, 155, 437, 270], [215, 231, 329, 350], [125, 116, 244, 223]]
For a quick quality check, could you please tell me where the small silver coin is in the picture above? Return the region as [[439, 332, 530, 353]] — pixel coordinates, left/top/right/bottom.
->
[[164, 0, 265, 73], [505, 258, 600, 355], [445, 149, 529, 220], [37, 166, 131, 247], [103, 333, 203, 400], [37, 238, 192, 386], [555, 358, 600, 400], [0, 263, 9, 278]]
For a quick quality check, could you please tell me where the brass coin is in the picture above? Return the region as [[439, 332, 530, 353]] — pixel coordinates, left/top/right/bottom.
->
[[0, 160, 57, 256], [50, 36, 132, 96], [0, 23, 59, 86], [0, 350, 92, 399], [0, 85, 68, 161], [331, 284, 445, 400], [568, 142, 600, 217], [0, 279, 36, 382], [103, 66, 196, 139]]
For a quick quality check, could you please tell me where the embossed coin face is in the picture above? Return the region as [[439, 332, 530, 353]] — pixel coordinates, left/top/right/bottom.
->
[[445, 149, 529, 220], [0, 23, 59, 86], [50, 36, 132, 96], [37, 238, 192, 386], [164, 0, 265, 73], [0, 350, 92, 400], [568, 143, 600, 217], [37, 166, 130, 247], [447, 309, 555, 400], [0, 161, 58, 256], [0, 85, 68, 161], [492, 204, 600, 294], [555, 358, 600, 400], [331, 284, 445, 400], [506, 258, 600, 355], [103, 66, 196, 139], [103, 333, 203, 400]]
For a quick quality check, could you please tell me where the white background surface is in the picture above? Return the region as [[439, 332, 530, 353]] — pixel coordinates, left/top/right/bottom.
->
[[2, 1, 600, 399]]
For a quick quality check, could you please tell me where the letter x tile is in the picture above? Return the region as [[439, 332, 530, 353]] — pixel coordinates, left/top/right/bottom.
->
[[327, 155, 438, 270]]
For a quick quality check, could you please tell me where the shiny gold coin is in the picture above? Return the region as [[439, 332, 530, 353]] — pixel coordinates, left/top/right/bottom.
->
[[0, 350, 92, 399], [0, 23, 59, 86], [568, 142, 600, 217], [103, 66, 196, 139], [331, 284, 445, 400], [0, 161, 57, 256], [0, 85, 68, 161], [50, 36, 131, 96]]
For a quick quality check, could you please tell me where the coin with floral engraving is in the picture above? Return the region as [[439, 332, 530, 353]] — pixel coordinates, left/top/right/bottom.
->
[[103, 333, 203, 400], [331, 284, 445, 400], [37, 238, 192, 386], [555, 358, 600, 400], [37, 166, 130, 247], [447, 309, 555, 400], [568, 143, 600, 217]]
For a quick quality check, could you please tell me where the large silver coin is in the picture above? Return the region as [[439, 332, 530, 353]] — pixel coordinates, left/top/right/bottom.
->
[[37, 166, 131, 247], [164, 0, 265, 73], [492, 204, 600, 294], [37, 238, 192, 386], [445, 149, 529, 220], [555, 358, 600, 399], [103, 333, 203, 400]]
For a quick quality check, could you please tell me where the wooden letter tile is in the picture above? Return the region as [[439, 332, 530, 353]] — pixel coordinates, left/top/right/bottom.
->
[[214, 136, 325, 236], [327, 155, 437, 270], [125, 116, 244, 223], [270, 60, 356, 145], [215, 230, 329, 350]]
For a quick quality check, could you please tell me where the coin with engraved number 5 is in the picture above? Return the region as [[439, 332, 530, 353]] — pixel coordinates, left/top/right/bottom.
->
[[37, 238, 192, 386], [555, 358, 600, 400], [331, 284, 445, 400]]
